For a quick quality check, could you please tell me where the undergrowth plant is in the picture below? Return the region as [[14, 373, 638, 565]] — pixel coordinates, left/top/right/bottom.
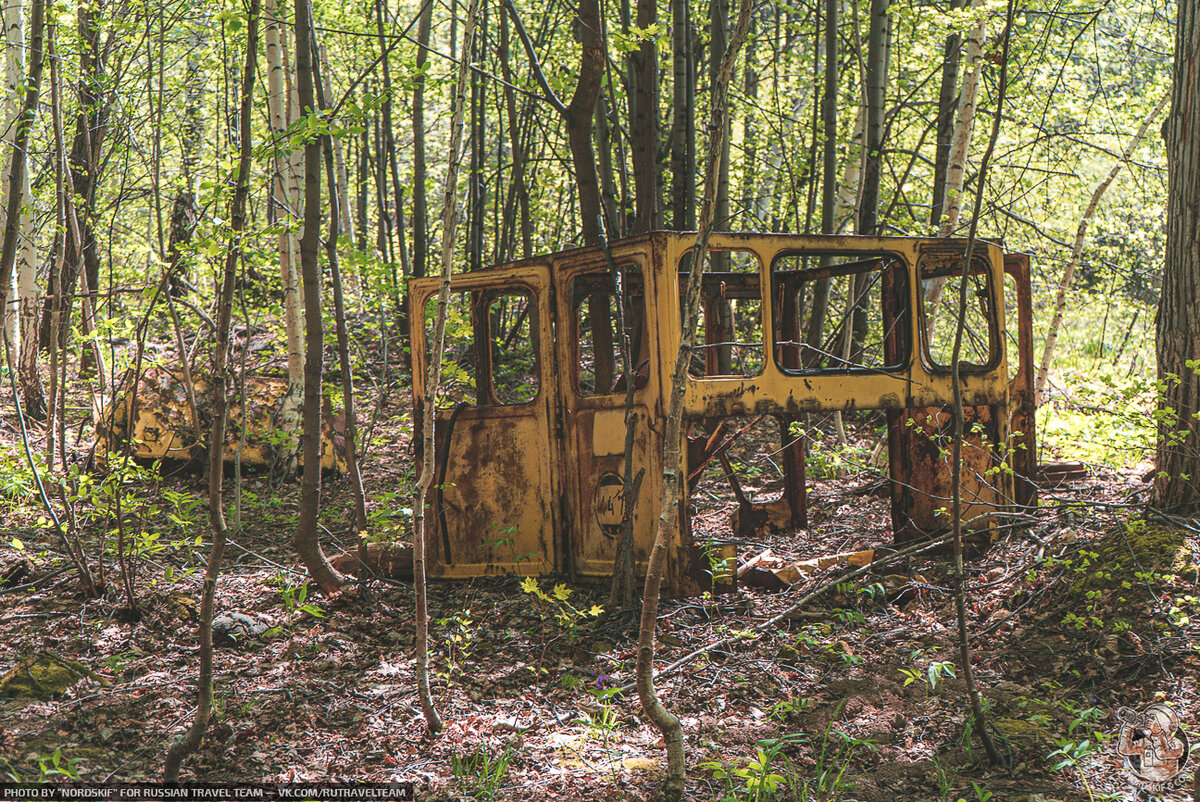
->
[[450, 741, 514, 800], [701, 734, 808, 802], [1, 748, 83, 782], [700, 707, 874, 802], [519, 578, 602, 640]]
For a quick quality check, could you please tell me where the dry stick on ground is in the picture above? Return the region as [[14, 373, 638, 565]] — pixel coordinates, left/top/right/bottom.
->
[[163, 0, 259, 780], [412, 0, 479, 736], [636, 1, 753, 797], [946, 0, 1016, 768], [1033, 86, 1170, 404], [620, 523, 1001, 694]]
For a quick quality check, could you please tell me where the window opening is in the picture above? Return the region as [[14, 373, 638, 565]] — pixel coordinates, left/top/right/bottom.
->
[[680, 249, 765, 378], [919, 250, 997, 371], [488, 292, 540, 405], [424, 289, 540, 408], [573, 267, 649, 396], [771, 251, 908, 373], [424, 291, 479, 410]]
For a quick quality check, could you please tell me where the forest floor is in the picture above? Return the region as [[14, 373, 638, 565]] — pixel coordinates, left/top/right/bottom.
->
[[2, 364, 1199, 801]]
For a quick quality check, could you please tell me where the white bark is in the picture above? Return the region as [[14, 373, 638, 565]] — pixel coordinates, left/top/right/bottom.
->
[[924, 0, 986, 319], [2, 0, 23, 347], [835, 106, 865, 233], [266, 0, 304, 463], [1034, 87, 1171, 403], [937, 0, 987, 238], [3, 0, 37, 395]]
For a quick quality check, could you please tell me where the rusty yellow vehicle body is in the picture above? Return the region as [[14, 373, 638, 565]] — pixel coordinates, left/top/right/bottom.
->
[[409, 232, 1037, 594], [95, 365, 347, 472]]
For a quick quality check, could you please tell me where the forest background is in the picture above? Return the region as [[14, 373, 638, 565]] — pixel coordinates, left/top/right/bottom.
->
[[0, 0, 1193, 797]]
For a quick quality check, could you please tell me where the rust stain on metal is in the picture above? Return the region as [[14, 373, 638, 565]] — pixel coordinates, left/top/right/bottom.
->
[[407, 233, 1037, 594], [95, 365, 347, 472]]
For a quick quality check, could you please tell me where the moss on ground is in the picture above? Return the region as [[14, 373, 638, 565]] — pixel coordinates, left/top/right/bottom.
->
[[1069, 520, 1193, 597], [0, 653, 93, 700]]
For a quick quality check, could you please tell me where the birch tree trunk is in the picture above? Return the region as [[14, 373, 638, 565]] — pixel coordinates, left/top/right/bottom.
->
[[266, 0, 304, 472], [411, 0, 432, 278], [802, 0, 838, 356], [0, 0, 44, 418], [1034, 87, 1170, 403], [936, 0, 986, 237], [930, 0, 970, 229], [413, 0, 479, 734], [638, 2, 753, 797], [1, 0, 19, 349], [923, 0, 987, 320]]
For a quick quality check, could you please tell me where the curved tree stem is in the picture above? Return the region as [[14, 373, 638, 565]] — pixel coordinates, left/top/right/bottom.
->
[[636, 1, 754, 797]]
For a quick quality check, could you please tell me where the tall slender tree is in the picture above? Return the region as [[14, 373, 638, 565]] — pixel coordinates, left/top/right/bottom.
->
[[265, 0, 305, 472], [293, 0, 344, 593], [0, 0, 45, 418], [163, 0, 260, 778], [1153, 0, 1200, 513], [414, 0, 480, 734], [638, 2, 753, 797]]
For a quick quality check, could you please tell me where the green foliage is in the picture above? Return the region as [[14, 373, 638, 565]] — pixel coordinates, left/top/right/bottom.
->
[[701, 708, 874, 802], [436, 608, 476, 676], [791, 424, 874, 480], [272, 577, 326, 627], [899, 660, 956, 692], [450, 742, 514, 801], [701, 734, 808, 802], [2, 748, 84, 782], [1037, 302, 1156, 468], [519, 578, 602, 638], [765, 696, 810, 723]]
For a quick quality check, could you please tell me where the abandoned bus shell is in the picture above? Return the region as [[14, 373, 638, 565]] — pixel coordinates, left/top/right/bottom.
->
[[408, 232, 1037, 595]]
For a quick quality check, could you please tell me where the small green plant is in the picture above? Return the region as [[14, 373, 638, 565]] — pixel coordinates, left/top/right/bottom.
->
[[483, 523, 537, 563], [575, 683, 623, 743], [451, 742, 514, 800], [437, 608, 476, 676], [969, 781, 994, 801], [701, 734, 807, 802], [520, 578, 602, 639], [766, 696, 810, 722], [1047, 738, 1098, 802], [268, 577, 326, 641], [701, 539, 737, 584], [930, 755, 957, 800], [900, 660, 956, 692], [804, 724, 873, 800], [278, 579, 326, 620], [2, 748, 84, 781]]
